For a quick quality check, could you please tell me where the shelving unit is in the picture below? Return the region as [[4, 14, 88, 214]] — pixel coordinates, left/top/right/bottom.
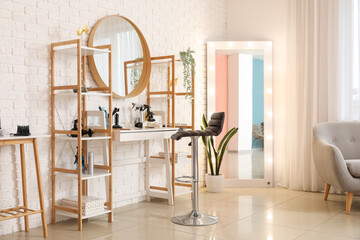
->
[[146, 55, 195, 201], [50, 39, 113, 231]]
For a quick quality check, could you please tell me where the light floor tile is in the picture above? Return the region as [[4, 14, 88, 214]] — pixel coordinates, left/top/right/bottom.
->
[[209, 218, 305, 240], [90, 224, 198, 240], [223, 192, 299, 208], [275, 193, 345, 214], [313, 205, 360, 239], [234, 187, 306, 198], [0, 228, 72, 240], [250, 206, 342, 231], [114, 202, 190, 224], [296, 231, 357, 240], [46, 216, 138, 240], [200, 200, 266, 219], [1, 188, 359, 240], [141, 212, 238, 236]]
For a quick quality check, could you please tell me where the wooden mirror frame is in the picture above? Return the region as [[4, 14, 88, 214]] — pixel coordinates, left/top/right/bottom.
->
[[88, 15, 151, 98]]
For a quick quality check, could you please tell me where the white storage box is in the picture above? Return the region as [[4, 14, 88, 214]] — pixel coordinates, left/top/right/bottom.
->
[[60, 196, 105, 216]]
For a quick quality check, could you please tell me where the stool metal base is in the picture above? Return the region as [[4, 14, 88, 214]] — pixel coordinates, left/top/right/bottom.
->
[[171, 210, 219, 226]]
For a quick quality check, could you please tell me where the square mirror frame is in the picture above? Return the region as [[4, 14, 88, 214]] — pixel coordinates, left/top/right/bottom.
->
[[207, 41, 273, 187]]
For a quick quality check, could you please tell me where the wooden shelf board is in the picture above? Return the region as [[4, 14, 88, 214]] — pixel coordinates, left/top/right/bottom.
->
[[151, 59, 182, 65], [54, 91, 111, 97], [148, 95, 171, 99], [148, 95, 192, 99], [56, 135, 111, 141], [0, 207, 41, 221], [82, 92, 111, 96], [56, 170, 111, 180], [56, 169, 111, 180], [53, 44, 110, 56], [56, 209, 111, 219], [0, 135, 50, 141], [126, 59, 182, 69]]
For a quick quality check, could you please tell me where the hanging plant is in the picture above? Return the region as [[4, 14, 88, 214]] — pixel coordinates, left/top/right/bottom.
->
[[130, 57, 143, 89], [179, 48, 195, 97]]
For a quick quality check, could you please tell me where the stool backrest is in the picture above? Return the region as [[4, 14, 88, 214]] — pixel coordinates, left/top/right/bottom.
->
[[207, 112, 225, 136]]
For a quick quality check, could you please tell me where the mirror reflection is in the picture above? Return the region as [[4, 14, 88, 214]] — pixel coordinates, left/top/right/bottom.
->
[[91, 16, 144, 97], [215, 49, 265, 180]]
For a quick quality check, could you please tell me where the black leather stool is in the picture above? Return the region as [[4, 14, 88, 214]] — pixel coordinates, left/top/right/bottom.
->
[[171, 112, 225, 226]]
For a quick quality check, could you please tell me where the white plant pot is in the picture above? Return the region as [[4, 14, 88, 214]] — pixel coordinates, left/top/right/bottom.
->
[[205, 173, 224, 193]]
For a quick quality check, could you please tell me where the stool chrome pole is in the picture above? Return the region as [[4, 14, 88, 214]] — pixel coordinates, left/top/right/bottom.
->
[[171, 136, 219, 226]]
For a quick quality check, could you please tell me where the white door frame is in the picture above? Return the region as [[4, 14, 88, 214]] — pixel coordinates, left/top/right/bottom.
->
[[206, 41, 273, 188]]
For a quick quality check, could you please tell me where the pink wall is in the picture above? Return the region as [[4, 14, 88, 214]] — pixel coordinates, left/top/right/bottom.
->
[[215, 54, 228, 148]]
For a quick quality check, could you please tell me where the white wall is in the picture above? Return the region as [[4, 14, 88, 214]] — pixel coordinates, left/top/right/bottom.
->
[[0, 0, 227, 235], [227, 0, 290, 184]]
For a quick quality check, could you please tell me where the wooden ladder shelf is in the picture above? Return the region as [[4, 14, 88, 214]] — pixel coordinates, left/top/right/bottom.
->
[[50, 39, 113, 231], [146, 55, 195, 202]]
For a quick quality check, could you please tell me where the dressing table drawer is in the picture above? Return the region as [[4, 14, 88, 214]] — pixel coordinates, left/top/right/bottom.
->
[[113, 128, 178, 142]]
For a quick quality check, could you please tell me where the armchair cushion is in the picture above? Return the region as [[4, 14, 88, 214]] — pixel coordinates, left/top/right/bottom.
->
[[345, 159, 360, 178]]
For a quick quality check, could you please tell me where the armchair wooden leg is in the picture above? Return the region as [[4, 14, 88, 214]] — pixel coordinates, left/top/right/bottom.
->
[[324, 183, 331, 201], [346, 192, 354, 215]]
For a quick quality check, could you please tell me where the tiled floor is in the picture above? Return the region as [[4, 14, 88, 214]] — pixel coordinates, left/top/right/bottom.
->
[[1, 187, 360, 240]]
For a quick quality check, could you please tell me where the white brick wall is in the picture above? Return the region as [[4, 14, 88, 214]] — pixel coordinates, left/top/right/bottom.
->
[[0, 0, 226, 235]]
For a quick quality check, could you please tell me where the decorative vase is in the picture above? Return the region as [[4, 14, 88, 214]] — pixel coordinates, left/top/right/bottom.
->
[[205, 173, 224, 193]]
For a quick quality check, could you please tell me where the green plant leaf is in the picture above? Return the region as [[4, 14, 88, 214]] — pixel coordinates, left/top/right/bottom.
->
[[217, 127, 236, 153], [216, 127, 238, 173], [207, 139, 214, 175], [210, 136, 216, 156], [202, 114, 208, 128], [209, 136, 218, 172], [201, 122, 215, 175], [205, 144, 214, 175], [216, 128, 238, 175], [200, 126, 206, 146]]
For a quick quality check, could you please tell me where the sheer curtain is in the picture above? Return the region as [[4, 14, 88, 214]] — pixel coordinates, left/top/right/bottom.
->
[[276, 0, 358, 191]]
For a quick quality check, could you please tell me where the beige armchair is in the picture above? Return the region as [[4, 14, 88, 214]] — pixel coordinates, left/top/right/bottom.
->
[[313, 122, 360, 214]]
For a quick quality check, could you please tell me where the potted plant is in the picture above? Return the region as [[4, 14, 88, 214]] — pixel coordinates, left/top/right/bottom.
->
[[201, 114, 238, 192], [179, 48, 195, 97], [130, 57, 143, 89]]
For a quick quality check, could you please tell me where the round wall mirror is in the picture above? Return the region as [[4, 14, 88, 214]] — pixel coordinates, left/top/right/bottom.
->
[[88, 15, 151, 98]]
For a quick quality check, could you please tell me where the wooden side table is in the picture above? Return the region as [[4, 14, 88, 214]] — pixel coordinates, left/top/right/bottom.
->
[[0, 135, 48, 238]]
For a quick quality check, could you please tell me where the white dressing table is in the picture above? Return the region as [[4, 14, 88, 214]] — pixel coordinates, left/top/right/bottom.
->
[[113, 128, 178, 205]]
